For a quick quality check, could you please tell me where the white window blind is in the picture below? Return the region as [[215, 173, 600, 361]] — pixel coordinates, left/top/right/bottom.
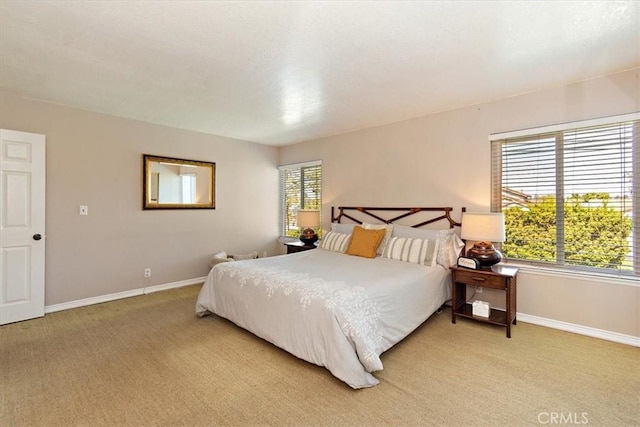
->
[[491, 116, 639, 277], [279, 161, 322, 238]]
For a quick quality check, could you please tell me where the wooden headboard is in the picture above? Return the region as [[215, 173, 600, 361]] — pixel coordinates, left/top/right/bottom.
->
[[331, 206, 464, 229]]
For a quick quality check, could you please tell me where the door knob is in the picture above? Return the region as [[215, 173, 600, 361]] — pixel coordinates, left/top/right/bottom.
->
[[33, 234, 42, 241]]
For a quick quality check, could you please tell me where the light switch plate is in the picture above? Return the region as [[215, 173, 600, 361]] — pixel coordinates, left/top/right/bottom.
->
[[79, 205, 88, 216]]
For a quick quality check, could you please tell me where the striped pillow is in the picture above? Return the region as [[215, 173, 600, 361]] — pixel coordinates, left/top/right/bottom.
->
[[383, 237, 440, 267], [320, 231, 351, 253]]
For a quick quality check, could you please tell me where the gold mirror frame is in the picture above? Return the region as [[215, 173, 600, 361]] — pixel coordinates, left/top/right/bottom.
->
[[143, 154, 215, 209]]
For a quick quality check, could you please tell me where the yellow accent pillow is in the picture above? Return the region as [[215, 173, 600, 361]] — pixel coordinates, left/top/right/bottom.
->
[[345, 226, 386, 258]]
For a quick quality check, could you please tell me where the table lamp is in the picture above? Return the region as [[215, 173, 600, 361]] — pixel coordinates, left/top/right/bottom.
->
[[296, 209, 320, 245], [461, 212, 505, 267]]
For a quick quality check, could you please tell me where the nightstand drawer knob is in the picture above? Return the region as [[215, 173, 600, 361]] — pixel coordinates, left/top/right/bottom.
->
[[471, 276, 486, 281]]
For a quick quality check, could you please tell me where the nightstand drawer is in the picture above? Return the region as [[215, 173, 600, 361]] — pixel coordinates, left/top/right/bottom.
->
[[453, 269, 506, 289]]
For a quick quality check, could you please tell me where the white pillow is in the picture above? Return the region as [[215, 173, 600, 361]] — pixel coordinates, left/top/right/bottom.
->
[[362, 222, 394, 256], [232, 252, 258, 261], [390, 224, 442, 240], [435, 229, 465, 268], [213, 251, 228, 259], [320, 231, 351, 253], [383, 237, 439, 267], [330, 223, 355, 235]]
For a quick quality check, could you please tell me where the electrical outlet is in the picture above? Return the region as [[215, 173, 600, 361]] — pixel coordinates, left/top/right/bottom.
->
[[476, 285, 483, 293], [144, 268, 151, 278]]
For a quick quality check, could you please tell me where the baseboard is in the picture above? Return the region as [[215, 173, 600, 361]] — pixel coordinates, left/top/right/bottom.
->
[[44, 283, 639, 348], [142, 277, 206, 295], [44, 277, 206, 314], [517, 312, 639, 347]]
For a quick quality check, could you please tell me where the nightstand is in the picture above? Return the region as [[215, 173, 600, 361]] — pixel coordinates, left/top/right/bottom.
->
[[450, 265, 518, 338], [285, 241, 318, 254]]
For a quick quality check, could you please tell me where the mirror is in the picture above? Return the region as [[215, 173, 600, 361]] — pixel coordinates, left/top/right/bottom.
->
[[143, 154, 215, 209]]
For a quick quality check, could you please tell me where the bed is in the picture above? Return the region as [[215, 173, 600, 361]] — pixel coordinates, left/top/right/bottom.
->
[[196, 207, 464, 388]]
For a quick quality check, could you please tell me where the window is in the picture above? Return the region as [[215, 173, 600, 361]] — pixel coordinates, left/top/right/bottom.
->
[[491, 113, 639, 277], [279, 161, 322, 238], [181, 173, 196, 204]]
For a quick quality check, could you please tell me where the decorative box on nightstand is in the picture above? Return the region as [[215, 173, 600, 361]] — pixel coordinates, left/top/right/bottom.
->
[[450, 264, 518, 338]]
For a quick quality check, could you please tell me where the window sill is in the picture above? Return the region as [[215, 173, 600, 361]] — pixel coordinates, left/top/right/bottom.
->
[[502, 262, 639, 288]]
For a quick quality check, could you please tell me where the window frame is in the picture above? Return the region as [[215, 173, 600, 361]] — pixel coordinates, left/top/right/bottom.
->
[[490, 112, 640, 279]]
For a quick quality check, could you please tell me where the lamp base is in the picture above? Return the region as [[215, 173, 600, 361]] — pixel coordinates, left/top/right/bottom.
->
[[300, 228, 318, 245], [467, 241, 502, 267]]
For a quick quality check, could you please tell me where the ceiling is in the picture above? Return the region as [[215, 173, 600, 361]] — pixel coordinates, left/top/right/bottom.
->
[[1, 1, 638, 146]]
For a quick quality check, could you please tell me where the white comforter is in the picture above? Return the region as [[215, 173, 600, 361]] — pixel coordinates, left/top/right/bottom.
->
[[195, 249, 451, 388]]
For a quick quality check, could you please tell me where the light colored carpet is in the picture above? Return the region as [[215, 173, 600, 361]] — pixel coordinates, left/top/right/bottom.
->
[[1, 284, 638, 426]]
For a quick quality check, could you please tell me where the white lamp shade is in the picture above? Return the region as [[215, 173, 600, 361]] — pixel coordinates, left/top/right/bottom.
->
[[296, 209, 320, 228], [461, 212, 505, 242]]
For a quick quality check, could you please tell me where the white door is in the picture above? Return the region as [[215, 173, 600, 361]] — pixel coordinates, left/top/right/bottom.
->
[[0, 129, 46, 325]]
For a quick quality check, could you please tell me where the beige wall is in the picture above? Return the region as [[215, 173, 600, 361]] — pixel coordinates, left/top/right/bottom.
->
[[1, 92, 280, 305], [279, 68, 640, 338]]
